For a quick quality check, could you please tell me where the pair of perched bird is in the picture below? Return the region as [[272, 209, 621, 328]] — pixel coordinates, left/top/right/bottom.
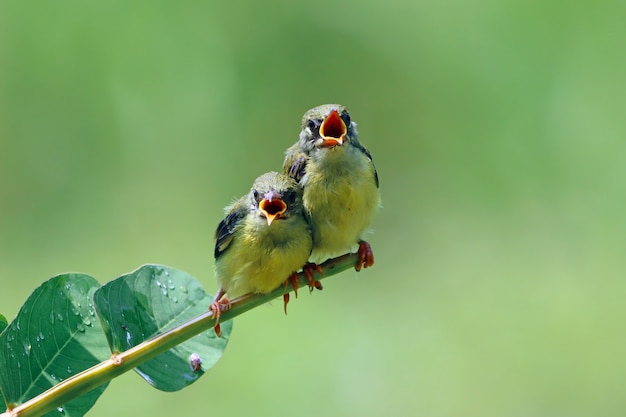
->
[[210, 104, 380, 334]]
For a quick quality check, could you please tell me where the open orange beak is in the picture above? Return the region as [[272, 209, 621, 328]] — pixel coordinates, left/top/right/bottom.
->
[[319, 109, 347, 148], [259, 193, 287, 226]]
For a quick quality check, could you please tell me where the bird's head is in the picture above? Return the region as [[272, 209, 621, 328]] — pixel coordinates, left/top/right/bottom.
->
[[252, 173, 301, 226], [298, 104, 357, 152]]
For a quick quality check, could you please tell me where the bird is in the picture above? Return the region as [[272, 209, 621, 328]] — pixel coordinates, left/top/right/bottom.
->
[[210, 172, 313, 336], [283, 104, 380, 272]]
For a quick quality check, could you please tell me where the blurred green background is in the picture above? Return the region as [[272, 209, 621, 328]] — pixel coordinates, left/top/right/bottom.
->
[[1, 1, 625, 416]]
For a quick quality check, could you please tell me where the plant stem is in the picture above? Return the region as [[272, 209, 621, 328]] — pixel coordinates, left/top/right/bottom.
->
[[1, 253, 360, 417]]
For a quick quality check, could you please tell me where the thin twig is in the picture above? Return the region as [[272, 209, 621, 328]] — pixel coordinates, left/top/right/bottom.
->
[[1, 253, 360, 417]]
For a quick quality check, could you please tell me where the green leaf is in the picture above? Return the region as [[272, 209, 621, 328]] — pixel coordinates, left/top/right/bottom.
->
[[0, 274, 111, 417], [92, 264, 231, 392], [0, 313, 7, 333]]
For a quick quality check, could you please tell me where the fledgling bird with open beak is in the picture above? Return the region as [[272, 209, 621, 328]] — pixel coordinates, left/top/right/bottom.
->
[[283, 104, 380, 271], [210, 172, 313, 336]]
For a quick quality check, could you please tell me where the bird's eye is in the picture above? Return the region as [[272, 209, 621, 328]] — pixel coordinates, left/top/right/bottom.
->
[[341, 112, 351, 126], [282, 190, 296, 205], [252, 189, 259, 200], [307, 119, 318, 131]]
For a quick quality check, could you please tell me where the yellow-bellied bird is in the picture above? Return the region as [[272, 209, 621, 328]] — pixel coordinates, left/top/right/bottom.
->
[[283, 104, 380, 271], [210, 172, 313, 335]]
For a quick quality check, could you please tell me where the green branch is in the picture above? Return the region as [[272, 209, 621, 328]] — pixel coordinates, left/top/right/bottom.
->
[[1, 253, 360, 417]]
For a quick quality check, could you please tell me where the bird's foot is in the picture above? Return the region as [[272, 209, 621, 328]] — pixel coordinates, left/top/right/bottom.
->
[[209, 291, 231, 337], [355, 240, 374, 272], [283, 272, 300, 315], [303, 262, 323, 292], [282, 264, 323, 314]]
